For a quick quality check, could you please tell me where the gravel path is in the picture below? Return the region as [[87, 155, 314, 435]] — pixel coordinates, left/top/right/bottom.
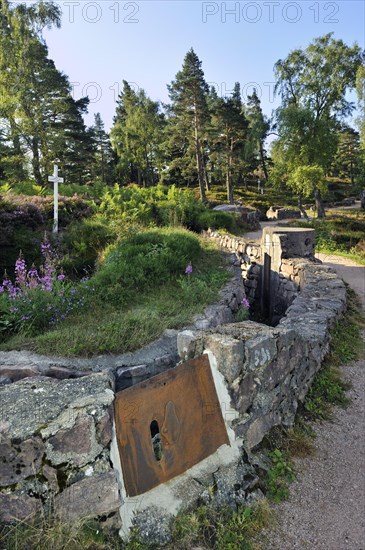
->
[[259, 253, 365, 550]]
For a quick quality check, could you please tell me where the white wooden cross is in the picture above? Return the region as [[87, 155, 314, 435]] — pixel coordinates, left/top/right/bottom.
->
[[48, 164, 64, 234]]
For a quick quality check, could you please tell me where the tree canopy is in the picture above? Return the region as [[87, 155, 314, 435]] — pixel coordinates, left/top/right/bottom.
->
[[272, 33, 363, 216], [0, 16, 363, 207]]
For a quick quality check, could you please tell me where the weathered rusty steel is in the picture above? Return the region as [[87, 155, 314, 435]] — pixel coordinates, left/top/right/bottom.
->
[[114, 354, 229, 497]]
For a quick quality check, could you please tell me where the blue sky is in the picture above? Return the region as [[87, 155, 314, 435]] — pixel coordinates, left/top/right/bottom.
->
[[43, 0, 365, 130]]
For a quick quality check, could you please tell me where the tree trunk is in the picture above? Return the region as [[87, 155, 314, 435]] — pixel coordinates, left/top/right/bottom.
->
[[137, 167, 142, 186], [259, 141, 269, 182], [226, 139, 234, 204], [9, 117, 26, 180], [203, 161, 210, 192], [298, 193, 309, 220], [101, 149, 106, 184], [194, 109, 206, 202], [31, 137, 43, 186], [315, 188, 325, 218]]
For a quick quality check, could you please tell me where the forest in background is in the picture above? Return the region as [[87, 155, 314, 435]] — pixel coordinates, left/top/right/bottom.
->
[[0, 0, 364, 215]]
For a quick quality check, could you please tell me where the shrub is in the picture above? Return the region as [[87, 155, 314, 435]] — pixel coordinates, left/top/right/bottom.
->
[[61, 219, 116, 276], [197, 210, 235, 232], [97, 183, 229, 232], [0, 193, 93, 230], [0, 198, 45, 232], [93, 228, 202, 304]]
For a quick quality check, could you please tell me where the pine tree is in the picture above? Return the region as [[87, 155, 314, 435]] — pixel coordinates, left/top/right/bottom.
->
[[0, 0, 94, 185], [209, 83, 248, 203], [330, 126, 361, 184], [245, 89, 270, 182], [167, 49, 209, 201], [111, 81, 164, 186], [89, 113, 115, 185]]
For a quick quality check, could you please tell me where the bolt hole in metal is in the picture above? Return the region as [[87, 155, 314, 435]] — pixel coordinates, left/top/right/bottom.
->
[[150, 420, 163, 461]]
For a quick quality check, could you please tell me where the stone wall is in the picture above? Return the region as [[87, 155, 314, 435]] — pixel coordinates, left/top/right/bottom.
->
[[0, 228, 348, 544], [204, 227, 316, 324], [0, 373, 120, 525], [178, 260, 346, 449], [203, 230, 262, 306], [0, 273, 246, 528], [266, 206, 301, 220], [112, 256, 346, 543]]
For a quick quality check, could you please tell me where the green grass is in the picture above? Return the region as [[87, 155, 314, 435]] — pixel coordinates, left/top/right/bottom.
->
[[303, 366, 352, 421], [328, 289, 365, 365], [0, 238, 231, 356], [0, 501, 274, 550], [0, 518, 154, 550], [169, 499, 274, 550]]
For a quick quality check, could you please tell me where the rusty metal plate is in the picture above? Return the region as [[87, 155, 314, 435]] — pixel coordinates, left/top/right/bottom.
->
[[114, 354, 229, 497]]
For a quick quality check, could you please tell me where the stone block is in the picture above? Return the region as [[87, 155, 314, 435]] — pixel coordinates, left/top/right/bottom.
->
[[274, 328, 296, 351], [42, 464, 59, 493], [261, 347, 294, 391], [45, 414, 102, 467], [0, 493, 41, 522], [54, 471, 119, 522], [204, 304, 234, 327], [0, 374, 114, 441], [96, 411, 113, 446], [280, 263, 295, 277], [233, 373, 257, 414], [244, 334, 277, 372], [244, 412, 281, 449], [244, 279, 258, 289], [132, 507, 173, 546], [0, 437, 44, 486], [204, 334, 244, 383], [177, 330, 202, 361]]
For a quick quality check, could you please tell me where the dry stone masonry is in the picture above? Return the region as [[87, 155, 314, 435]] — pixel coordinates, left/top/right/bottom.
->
[[0, 227, 348, 544]]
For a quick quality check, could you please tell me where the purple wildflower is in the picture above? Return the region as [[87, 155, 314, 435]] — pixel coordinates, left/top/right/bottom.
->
[[15, 255, 27, 288], [41, 238, 51, 257], [7, 283, 18, 299], [39, 260, 55, 292], [185, 263, 193, 274], [27, 265, 39, 290], [57, 272, 65, 282], [241, 297, 250, 309]]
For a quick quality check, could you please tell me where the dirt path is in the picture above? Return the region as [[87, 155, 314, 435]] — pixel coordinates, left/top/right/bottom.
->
[[257, 251, 365, 549]]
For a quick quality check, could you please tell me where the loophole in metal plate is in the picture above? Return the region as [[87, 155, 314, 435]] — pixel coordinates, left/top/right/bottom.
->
[[114, 354, 229, 496]]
